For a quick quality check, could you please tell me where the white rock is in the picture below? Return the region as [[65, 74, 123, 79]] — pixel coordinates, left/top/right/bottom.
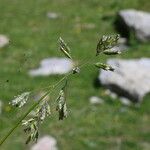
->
[[31, 136, 58, 150], [99, 58, 150, 102], [0, 35, 9, 48], [47, 12, 60, 19], [105, 89, 117, 99], [89, 96, 104, 104], [118, 9, 150, 42], [29, 58, 74, 76], [120, 97, 131, 106]]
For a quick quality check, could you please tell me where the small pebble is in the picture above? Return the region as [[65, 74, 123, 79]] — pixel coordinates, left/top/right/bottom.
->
[[89, 96, 104, 104]]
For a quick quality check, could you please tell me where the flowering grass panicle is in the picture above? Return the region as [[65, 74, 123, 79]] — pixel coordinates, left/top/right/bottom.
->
[[0, 34, 123, 146]]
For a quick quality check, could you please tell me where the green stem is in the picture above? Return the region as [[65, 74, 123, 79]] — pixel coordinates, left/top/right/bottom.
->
[[78, 56, 96, 70], [0, 73, 70, 146]]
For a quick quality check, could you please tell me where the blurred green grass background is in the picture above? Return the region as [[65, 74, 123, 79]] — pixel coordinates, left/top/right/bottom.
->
[[0, 0, 150, 149]]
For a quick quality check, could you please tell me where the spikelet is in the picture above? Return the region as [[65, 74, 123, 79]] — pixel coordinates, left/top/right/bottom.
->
[[96, 34, 120, 56], [95, 62, 114, 71], [59, 37, 72, 59], [9, 92, 30, 108]]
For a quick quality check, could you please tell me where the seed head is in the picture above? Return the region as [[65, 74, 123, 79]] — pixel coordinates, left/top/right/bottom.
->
[[9, 92, 30, 108]]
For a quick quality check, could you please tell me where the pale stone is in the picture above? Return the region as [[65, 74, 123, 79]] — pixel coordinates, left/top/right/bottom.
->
[[0, 35, 9, 48], [118, 9, 150, 42], [31, 136, 58, 150], [29, 58, 74, 76], [89, 96, 104, 104], [99, 58, 150, 102]]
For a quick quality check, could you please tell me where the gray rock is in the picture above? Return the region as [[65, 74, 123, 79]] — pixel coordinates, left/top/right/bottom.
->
[[105, 89, 117, 99], [29, 58, 74, 76], [89, 96, 104, 104], [118, 9, 150, 42], [31, 136, 58, 150], [0, 35, 9, 48], [99, 58, 150, 102], [47, 12, 60, 19], [120, 97, 131, 106]]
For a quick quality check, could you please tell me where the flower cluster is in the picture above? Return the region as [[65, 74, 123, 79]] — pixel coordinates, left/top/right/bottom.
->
[[56, 90, 67, 120], [22, 118, 39, 144], [95, 34, 121, 71], [96, 34, 120, 56], [9, 92, 30, 108], [22, 101, 51, 144]]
